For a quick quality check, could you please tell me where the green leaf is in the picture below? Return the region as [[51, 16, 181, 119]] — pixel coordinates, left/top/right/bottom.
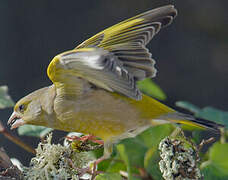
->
[[137, 78, 166, 100], [105, 158, 126, 173], [0, 86, 14, 109], [197, 107, 228, 128], [175, 101, 228, 128], [201, 142, 228, 179], [118, 138, 147, 167], [115, 125, 174, 180], [175, 101, 200, 114], [144, 148, 163, 180], [17, 124, 53, 138], [103, 125, 174, 180], [116, 144, 132, 179], [191, 130, 202, 144], [95, 172, 122, 180], [202, 163, 228, 180], [209, 143, 228, 176], [137, 124, 174, 148]]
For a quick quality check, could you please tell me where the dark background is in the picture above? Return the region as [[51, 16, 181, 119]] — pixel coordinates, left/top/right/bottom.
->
[[1, 0, 228, 165]]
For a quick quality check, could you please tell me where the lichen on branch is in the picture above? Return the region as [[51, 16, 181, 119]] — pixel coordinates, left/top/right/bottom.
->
[[23, 133, 95, 180], [159, 137, 202, 180]]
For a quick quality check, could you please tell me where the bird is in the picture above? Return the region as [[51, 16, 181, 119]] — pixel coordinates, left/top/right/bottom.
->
[[8, 5, 222, 166]]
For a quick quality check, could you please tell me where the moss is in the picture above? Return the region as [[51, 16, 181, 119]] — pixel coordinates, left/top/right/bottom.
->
[[23, 133, 95, 180]]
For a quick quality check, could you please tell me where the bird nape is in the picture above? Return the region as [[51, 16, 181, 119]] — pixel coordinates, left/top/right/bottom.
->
[[8, 4, 224, 176]]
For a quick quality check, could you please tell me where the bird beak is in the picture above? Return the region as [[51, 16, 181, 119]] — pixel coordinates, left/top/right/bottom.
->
[[8, 111, 25, 129]]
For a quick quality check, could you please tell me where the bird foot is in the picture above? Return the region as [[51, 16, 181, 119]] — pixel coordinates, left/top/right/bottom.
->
[[66, 134, 104, 145], [67, 157, 104, 180]]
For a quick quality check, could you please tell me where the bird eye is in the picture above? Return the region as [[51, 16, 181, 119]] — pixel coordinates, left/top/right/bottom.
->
[[19, 104, 25, 112]]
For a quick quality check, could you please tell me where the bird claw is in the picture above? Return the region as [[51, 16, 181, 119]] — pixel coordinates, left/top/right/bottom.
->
[[68, 159, 103, 180], [66, 135, 106, 179], [66, 134, 104, 145], [77, 166, 92, 177]]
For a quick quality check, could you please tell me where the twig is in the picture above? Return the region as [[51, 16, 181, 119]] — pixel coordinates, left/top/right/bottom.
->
[[220, 127, 226, 144], [170, 127, 183, 138], [198, 137, 215, 152], [0, 121, 35, 154]]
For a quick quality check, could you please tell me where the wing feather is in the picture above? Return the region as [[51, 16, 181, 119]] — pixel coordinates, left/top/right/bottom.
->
[[76, 5, 177, 80], [49, 49, 141, 100], [47, 5, 177, 100]]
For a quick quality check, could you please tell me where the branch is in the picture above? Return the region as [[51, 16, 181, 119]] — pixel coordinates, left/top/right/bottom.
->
[[0, 121, 35, 154]]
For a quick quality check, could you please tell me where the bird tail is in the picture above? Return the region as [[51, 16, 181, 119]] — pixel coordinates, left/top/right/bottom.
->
[[162, 112, 224, 132]]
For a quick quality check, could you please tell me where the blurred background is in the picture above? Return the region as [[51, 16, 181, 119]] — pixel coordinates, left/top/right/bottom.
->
[[1, 0, 228, 165]]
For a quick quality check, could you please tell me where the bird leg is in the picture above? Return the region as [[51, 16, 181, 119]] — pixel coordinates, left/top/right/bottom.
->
[[90, 141, 114, 178], [65, 135, 105, 178], [90, 156, 107, 179], [66, 157, 92, 177], [66, 137, 112, 179], [81, 141, 113, 179], [67, 155, 105, 179]]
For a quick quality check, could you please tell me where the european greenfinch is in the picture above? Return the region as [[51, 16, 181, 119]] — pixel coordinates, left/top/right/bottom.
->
[[8, 5, 222, 161]]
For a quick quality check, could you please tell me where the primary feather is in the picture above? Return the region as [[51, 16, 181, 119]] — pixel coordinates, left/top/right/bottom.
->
[[47, 5, 177, 100], [76, 5, 177, 80]]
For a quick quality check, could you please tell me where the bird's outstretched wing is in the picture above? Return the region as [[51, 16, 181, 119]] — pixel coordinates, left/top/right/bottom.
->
[[76, 5, 177, 80], [47, 5, 177, 100]]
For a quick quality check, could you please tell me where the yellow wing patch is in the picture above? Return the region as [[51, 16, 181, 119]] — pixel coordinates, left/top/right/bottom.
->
[[47, 48, 96, 82], [76, 18, 143, 49]]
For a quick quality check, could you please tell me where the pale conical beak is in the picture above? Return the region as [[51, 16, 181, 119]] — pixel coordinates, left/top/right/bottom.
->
[[8, 111, 25, 129]]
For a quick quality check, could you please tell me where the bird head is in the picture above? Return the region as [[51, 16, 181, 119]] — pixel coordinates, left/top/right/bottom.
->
[[8, 87, 50, 129]]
